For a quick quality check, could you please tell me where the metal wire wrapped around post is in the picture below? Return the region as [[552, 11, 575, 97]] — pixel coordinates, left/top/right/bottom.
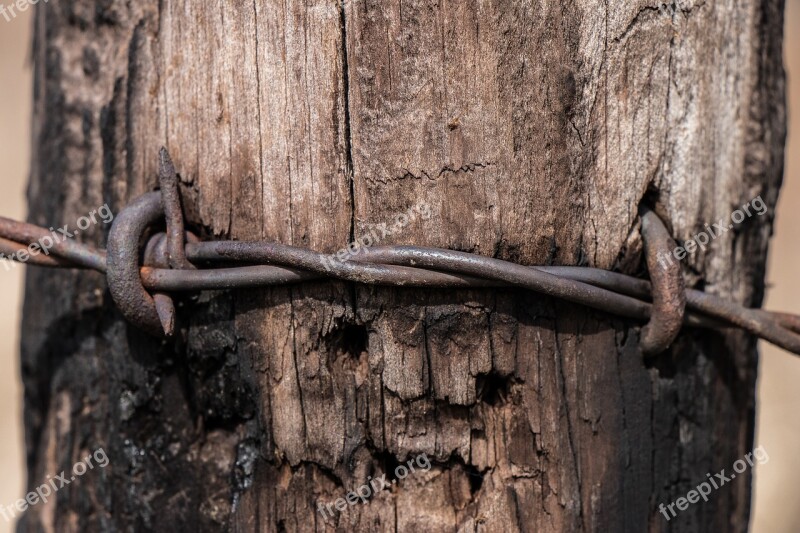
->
[[2, 148, 799, 357]]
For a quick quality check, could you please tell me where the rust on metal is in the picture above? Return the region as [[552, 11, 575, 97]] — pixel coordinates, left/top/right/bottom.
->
[[143, 232, 176, 337], [158, 147, 193, 272], [106, 191, 167, 337], [0, 216, 107, 271], [639, 206, 687, 355]]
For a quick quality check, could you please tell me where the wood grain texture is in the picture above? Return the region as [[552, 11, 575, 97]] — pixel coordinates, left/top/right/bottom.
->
[[19, 0, 784, 531]]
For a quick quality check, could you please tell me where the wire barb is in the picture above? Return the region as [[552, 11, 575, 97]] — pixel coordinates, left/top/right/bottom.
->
[[158, 147, 193, 272], [639, 206, 686, 355]]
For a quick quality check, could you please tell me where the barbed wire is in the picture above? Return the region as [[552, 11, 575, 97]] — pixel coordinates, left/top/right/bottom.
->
[[2, 148, 799, 357]]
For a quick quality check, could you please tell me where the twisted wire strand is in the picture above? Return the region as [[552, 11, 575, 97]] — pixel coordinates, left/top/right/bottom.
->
[[1, 212, 799, 353]]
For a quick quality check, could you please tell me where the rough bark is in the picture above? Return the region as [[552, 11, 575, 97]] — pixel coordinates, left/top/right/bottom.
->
[[19, 0, 784, 532]]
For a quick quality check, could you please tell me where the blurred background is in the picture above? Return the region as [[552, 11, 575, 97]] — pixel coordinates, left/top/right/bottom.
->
[[0, 10, 31, 533], [751, 0, 800, 529], [0, 3, 798, 532]]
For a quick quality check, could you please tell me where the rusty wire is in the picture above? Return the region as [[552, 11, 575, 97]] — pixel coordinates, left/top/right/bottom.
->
[[2, 149, 800, 356]]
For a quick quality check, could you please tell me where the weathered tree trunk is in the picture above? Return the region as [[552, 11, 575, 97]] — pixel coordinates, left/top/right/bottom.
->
[[19, 0, 784, 531]]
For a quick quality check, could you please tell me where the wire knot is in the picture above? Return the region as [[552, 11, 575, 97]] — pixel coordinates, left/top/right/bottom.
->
[[106, 148, 193, 337]]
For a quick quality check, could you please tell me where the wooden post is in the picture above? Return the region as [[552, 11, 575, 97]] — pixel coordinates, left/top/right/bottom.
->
[[19, 1, 785, 531]]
